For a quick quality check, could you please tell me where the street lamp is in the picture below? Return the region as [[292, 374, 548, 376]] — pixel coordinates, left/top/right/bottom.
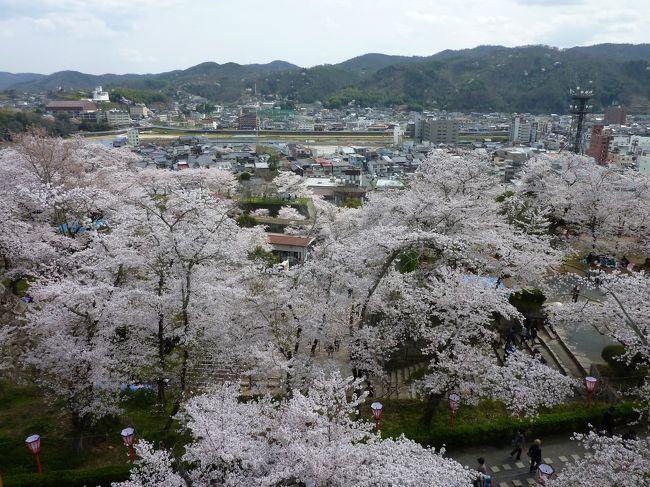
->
[[370, 402, 383, 429], [537, 463, 555, 484], [448, 393, 461, 427], [120, 427, 136, 464], [25, 434, 42, 475], [585, 376, 597, 408]]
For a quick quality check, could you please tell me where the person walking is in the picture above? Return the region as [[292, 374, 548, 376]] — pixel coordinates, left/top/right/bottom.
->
[[602, 406, 615, 436], [510, 429, 525, 460], [473, 457, 487, 487], [571, 285, 580, 303], [529, 325, 538, 344], [527, 439, 542, 473]]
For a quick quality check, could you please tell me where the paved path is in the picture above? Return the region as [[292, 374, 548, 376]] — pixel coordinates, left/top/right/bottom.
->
[[446, 433, 587, 486]]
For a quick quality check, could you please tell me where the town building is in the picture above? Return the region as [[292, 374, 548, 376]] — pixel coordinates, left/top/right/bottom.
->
[[92, 86, 110, 102], [45, 100, 98, 117], [130, 104, 150, 118], [586, 124, 611, 165], [105, 110, 132, 127], [509, 116, 537, 144], [238, 107, 260, 130], [266, 233, 314, 265], [127, 129, 140, 147], [420, 119, 459, 145], [604, 106, 627, 125]]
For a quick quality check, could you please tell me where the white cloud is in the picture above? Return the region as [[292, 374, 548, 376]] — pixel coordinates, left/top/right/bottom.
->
[[1, 0, 648, 74]]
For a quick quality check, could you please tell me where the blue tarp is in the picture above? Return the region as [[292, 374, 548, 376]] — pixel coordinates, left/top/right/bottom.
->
[[463, 275, 506, 289], [59, 218, 106, 235]]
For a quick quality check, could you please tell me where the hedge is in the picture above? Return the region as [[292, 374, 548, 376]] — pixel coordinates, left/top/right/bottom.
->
[[382, 401, 638, 449], [2, 465, 132, 487]]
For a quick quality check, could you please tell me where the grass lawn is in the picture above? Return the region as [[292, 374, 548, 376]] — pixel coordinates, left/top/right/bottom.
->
[[1, 380, 642, 477], [0, 381, 181, 476]]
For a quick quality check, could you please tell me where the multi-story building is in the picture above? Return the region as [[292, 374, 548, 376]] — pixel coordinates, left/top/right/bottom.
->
[[92, 86, 110, 102], [130, 103, 150, 118], [421, 119, 459, 145], [509, 116, 537, 144], [105, 110, 132, 127], [238, 106, 259, 130], [586, 124, 611, 165], [45, 100, 97, 117], [604, 106, 627, 125], [127, 128, 140, 147]]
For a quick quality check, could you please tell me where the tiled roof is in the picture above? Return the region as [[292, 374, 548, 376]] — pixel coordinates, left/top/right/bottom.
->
[[46, 100, 97, 111], [266, 233, 313, 247]]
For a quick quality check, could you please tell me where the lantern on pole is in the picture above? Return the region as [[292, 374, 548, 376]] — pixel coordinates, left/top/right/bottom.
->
[[25, 434, 42, 475], [448, 393, 461, 427], [120, 427, 136, 464], [585, 376, 597, 408], [370, 402, 383, 429], [537, 463, 555, 484]]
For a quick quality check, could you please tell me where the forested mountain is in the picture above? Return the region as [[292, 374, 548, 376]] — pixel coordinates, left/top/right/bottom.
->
[[0, 72, 45, 90], [4, 44, 650, 113]]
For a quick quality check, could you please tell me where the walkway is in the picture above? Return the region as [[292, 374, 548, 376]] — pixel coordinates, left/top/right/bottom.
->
[[446, 432, 586, 486]]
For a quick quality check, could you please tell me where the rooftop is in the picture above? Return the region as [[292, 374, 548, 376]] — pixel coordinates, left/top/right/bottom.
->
[[266, 233, 314, 248]]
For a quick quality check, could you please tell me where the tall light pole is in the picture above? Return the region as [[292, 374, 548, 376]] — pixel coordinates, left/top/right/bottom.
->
[[25, 434, 42, 475], [121, 427, 136, 464], [370, 402, 383, 430], [585, 376, 597, 408], [448, 393, 460, 428]]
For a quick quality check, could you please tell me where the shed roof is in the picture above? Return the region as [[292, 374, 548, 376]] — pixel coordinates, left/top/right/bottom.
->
[[266, 233, 314, 248]]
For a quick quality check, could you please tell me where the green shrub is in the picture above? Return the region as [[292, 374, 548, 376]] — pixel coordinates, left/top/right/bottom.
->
[[509, 288, 546, 307], [342, 197, 362, 209], [236, 213, 258, 228], [3, 465, 132, 487], [602, 345, 626, 369], [379, 400, 638, 449], [398, 250, 419, 273]]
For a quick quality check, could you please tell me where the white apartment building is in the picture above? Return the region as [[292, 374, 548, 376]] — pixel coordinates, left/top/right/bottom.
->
[[127, 128, 140, 147], [92, 86, 110, 102], [509, 116, 537, 145]]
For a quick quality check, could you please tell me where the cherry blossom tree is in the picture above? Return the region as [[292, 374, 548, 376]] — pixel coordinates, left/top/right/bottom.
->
[[548, 431, 650, 487], [278, 205, 306, 220], [545, 270, 650, 415], [8, 137, 265, 441], [517, 153, 650, 254], [294, 150, 571, 415], [24, 271, 131, 449], [61, 168, 265, 421], [114, 372, 476, 487]]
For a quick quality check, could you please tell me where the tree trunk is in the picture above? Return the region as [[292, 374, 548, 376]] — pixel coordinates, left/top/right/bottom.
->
[[421, 393, 441, 426], [71, 411, 87, 452], [157, 313, 166, 405], [163, 349, 189, 434]]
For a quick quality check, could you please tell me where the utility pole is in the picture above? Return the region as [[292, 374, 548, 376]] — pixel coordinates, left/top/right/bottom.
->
[[569, 85, 593, 154]]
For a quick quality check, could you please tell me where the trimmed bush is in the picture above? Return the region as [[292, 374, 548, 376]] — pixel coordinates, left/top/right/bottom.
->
[[3, 465, 132, 487], [236, 213, 258, 228], [602, 345, 626, 367], [380, 400, 638, 449]]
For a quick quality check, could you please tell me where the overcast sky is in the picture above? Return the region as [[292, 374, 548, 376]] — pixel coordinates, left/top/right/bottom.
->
[[1, 0, 648, 74]]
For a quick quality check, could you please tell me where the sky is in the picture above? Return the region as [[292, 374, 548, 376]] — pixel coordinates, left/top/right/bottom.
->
[[1, 0, 648, 75]]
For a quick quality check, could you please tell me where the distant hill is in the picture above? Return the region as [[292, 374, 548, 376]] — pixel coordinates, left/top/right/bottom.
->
[[0, 72, 45, 90], [567, 43, 650, 63], [4, 44, 650, 113], [336, 53, 424, 74]]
